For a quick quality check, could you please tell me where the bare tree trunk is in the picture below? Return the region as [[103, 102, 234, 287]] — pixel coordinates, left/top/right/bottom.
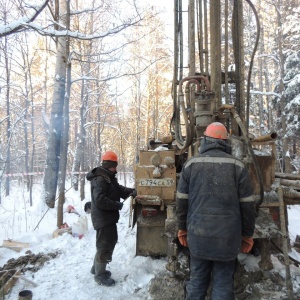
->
[[115, 94, 126, 185], [258, 15, 273, 131], [96, 78, 102, 166], [57, 0, 70, 227], [29, 57, 36, 207], [4, 36, 11, 196], [263, 73, 273, 131], [79, 145, 85, 200], [57, 65, 70, 227], [292, 139, 296, 165], [43, 0, 68, 208], [23, 74, 30, 192], [79, 80, 86, 201], [258, 16, 264, 135], [145, 87, 150, 143], [276, 1, 291, 173], [71, 79, 86, 197], [71, 134, 82, 191], [21, 43, 32, 194]]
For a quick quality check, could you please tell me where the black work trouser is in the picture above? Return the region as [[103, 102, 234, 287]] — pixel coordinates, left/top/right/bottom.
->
[[186, 255, 236, 300], [95, 224, 118, 263]]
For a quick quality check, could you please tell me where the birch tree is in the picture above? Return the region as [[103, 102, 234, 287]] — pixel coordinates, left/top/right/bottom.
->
[[43, 0, 68, 208]]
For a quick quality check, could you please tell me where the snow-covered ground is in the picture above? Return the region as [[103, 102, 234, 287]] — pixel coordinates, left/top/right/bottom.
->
[[0, 176, 166, 300], [0, 176, 300, 299]]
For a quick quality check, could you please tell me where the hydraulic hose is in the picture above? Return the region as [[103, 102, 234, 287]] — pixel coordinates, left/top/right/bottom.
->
[[244, 0, 261, 132], [174, 76, 211, 152], [219, 104, 264, 208]]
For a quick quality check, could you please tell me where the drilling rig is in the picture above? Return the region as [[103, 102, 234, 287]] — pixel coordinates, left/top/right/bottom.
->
[[131, 0, 284, 276]]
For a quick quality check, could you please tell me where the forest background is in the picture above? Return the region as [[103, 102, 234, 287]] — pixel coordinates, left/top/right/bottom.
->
[[0, 0, 299, 226]]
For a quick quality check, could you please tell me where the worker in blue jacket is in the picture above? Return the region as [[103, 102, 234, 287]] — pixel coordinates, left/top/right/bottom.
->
[[176, 122, 256, 300]]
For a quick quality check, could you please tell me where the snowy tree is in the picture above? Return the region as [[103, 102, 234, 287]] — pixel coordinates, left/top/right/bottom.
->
[[0, 0, 49, 38], [282, 52, 300, 171], [0, 0, 156, 214]]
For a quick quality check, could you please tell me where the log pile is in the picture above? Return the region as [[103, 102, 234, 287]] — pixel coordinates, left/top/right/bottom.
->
[[0, 269, 20, 300], [275, 173, 300, 204]]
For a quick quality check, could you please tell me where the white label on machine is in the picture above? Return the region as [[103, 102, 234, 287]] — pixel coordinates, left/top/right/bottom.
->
[[139, 178, 175, 187]]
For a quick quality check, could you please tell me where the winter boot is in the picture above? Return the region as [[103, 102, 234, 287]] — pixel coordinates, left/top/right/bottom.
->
[[91, 265, 112, 276], [91, 258, 112, 277], [94, 273, 115, 286], [94, 262, 115, 286], [91, 265, 96, 274]]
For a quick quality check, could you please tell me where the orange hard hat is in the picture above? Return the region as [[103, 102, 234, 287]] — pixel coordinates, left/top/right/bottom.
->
[[101, 151, 118, 162], [204, 122, 228, 140]]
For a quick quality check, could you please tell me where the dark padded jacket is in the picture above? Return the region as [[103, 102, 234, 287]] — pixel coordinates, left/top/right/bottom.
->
[[176, 139, 256, 261], [86, 167, 134, 229]]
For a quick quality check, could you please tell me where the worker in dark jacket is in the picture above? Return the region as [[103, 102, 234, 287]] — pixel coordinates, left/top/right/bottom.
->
[[86, 150, 135, 286], [176, 122, 256, 300]]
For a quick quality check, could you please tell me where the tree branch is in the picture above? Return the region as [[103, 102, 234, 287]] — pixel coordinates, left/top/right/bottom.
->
[[0, 0, 50, 38], [25, 15, 144, 40]]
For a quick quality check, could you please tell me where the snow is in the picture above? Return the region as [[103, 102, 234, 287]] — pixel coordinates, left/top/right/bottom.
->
[[0, 176, 165, 299], [0, 1, 51, 37], [1, 176, 300, 299]]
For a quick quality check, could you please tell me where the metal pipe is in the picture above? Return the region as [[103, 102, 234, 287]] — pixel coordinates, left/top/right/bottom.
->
[[173, 0, 183, 147], [186, 79, 201, 92], [175, 76, 208, 151], [196, 0, 204, 74], [225, 0, 229, 103], [204, 0, 208, 74], [232, 0, 245, 122], [177, 93, 193, 149], [210, 0, 222, 112], [252, 132, 277, 143], [179, 0, 183, 81], [189, 0, 195, 76], [179, 75, 211, 92]]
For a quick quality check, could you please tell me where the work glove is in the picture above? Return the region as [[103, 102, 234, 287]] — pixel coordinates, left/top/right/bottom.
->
[[118, 202, 123, 210], [130, 190, 137, 198], [130, 189, 145, 200], [241, 236, 254, 253], [178, 230, 188, 247], [84, 202, 91, 214]]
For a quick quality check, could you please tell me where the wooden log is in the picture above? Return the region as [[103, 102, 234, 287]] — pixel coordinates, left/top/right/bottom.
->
[[1, 240, 30, 252], [283, 187, 300, 199], [13, 275, 38, 287], [280, 179, 300, 189], [258, 239, 273, 270], [276, 173, 300, 180], [52, 227, 72, 238], [278, 186, 295, 299], [0, 269, 20, 299]]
